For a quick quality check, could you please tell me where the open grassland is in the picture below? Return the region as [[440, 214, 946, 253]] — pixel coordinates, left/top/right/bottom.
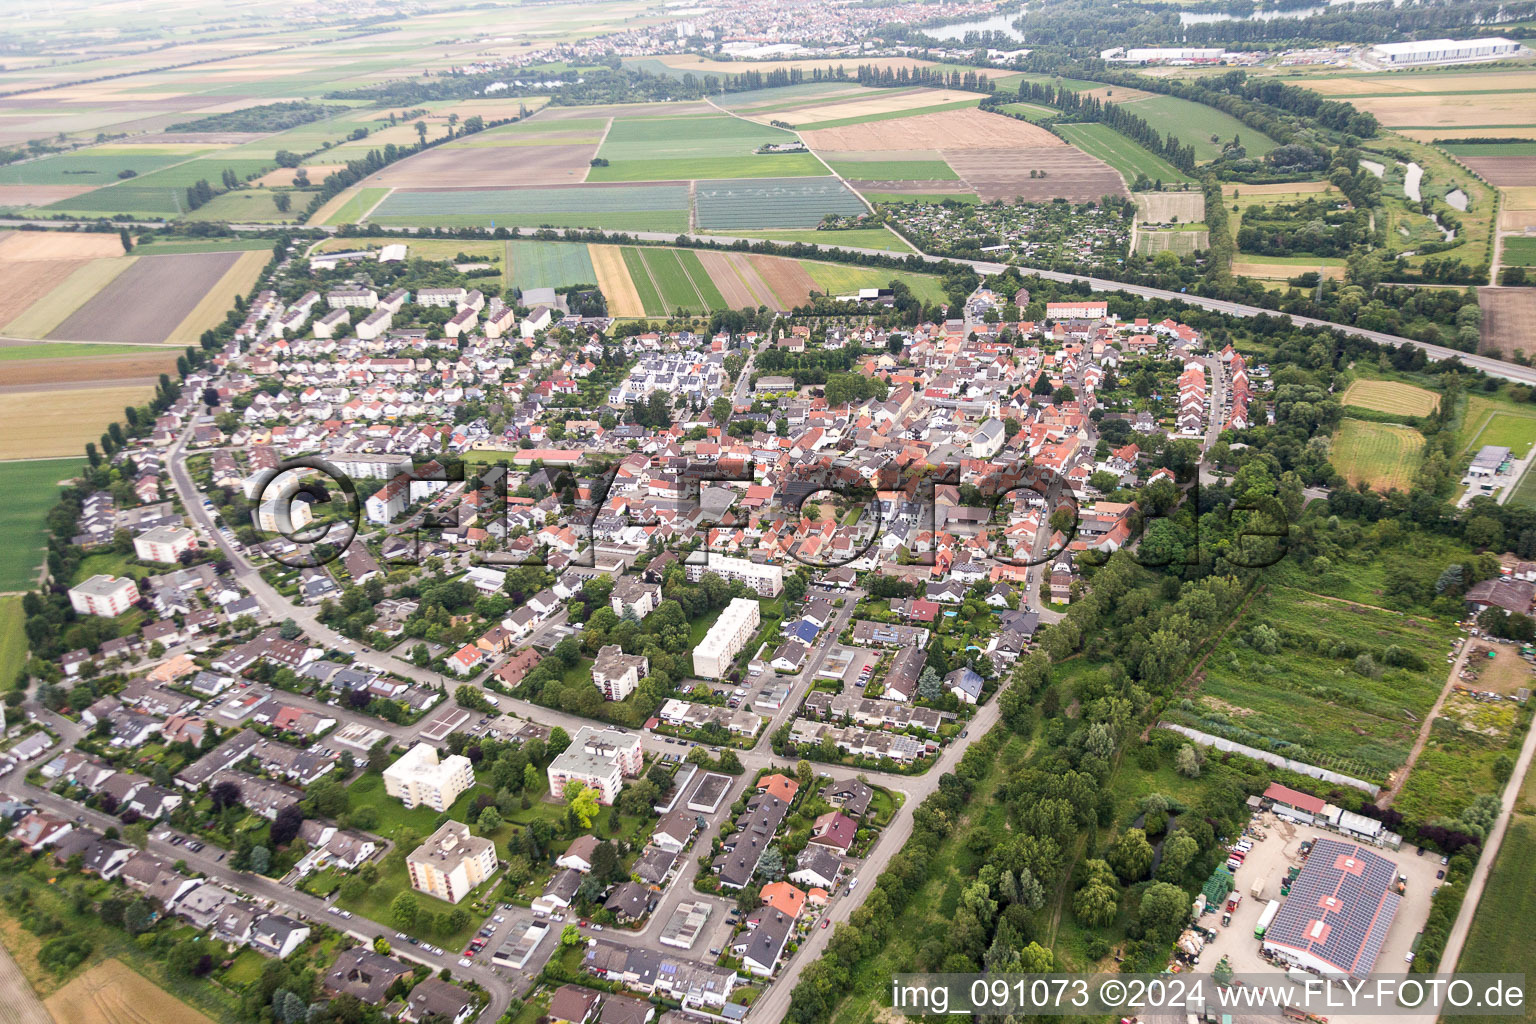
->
[[367, 185, 690, 232], [131, 237, 274, 255], [1455, 814, 1536, 1024], [693, 177, 866, 230], [1170, 585, 1455, 784], [0, 598, 23, 690], [699, 226, 912, 252], [1054, 122, 1196, 185], [999, 101, 1058, 122], [165, 248, 268, 345], [51, 251, 242, 344], [589, 244, 643, 317], [1122, 94, 1279, 161], [0, 458, 81, 590], [508, 239, 596, 290], [315, 185, 389, 225], [1503, 237, 1536, 267], [1459, 394, 1536, 459], [1341, 378, 1440, 417], [45, 958, 214, 1024], [181, 187, 296, 223], [0, 384, 155, 459], [2, 256, 138, 339], [1330, 418, 1424, 491]]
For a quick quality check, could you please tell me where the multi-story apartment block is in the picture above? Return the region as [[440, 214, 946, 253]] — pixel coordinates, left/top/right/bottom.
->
[[69, 575, 140, 617], [685, 555, 783, 597], [133, 524, 197, 563], [692, 597, 760, 679], [383, 743, 475, 812], [406, 821, 497, 904], [547, 727, 643, 804]]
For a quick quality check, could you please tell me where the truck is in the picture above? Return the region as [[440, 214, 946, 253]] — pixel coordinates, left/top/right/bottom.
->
[[482, 693, 500, 710], [1254, 899, 1281, 938]]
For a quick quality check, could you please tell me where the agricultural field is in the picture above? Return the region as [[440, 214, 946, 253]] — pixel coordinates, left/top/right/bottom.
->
[[589, 244, 644, 317], [367, 124, 599, 189], [695, 250, 781, 309], [1170, 585, 1456, 784], [508, 239, 597, 291], [181, 187, 294, 223], [0, 148, 204, 187], [1136, 229, 1208, 255], [1054, 123, 1196, 186], [824, 158, 959, 181], [589, 112, 824, 181], [1459, 393, 1536, 460], [1340, 92, 1536, 131], [0, 348, 178, 388], [1502, 237, 1536, 267], [1480, 287, 1536, 360], [315, 186, 389, 226], [693, 177, 866, 230], [799, 260, 948, 306], [1330, 418, 1424, 491], [1134, 190, 1207, 224], [697, 226, 912, 252], [366, 185, 690, 232], [1118, 94, 1279, 161], [946, 147, 1129, 203], [0, 383, 156, 459], [0, 598, 23, 691], [616, 246, 724, 314], [1341, 378, 1440, 417], [1500, 186, 1536, 233], [49, 251, 245, 344], [758, 88, 982, 129], [620, 247, 665, 316], [164, 249, 269, 346], [44, 959, 214, 1024], [803, 106, 1060, 154], [1456, 813, 1536, 1024], [1444, 140, 1536, 188], [0, 457, 82, 591], [998, 101, 1058, 122]]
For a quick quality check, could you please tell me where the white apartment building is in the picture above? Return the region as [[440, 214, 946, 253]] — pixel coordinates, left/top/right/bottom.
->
[[547, 726, 644, 804], [69, 574, 140, 617], [256, 495, 315, 533], [685, 555, 783, 597], [592, 645, 648, 702], [407, 821, 498, 904], [416, 287, 467, 308], [383, 743, 475, 812], [326, 288, 377, 310], [133, 524, 197, 563], [692, 597, 760, 679]]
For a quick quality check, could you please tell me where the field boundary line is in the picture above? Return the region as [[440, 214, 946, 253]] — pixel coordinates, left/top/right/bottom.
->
[[635, 248, 670, 314], [583, 117, 616, 184], [676, 249, 710, 310], [356, 186, 392, 224]]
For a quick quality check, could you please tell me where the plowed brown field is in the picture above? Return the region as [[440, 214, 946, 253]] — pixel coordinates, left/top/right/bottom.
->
[[1480, 286, 1536, 358], [1460, 156, 1536, 187], [947, 147, 1128, 203], [370, 140, 599, 187], [749, 255, 819, 307], [49, 251, 240, 343], [0, 259, 88, 327]]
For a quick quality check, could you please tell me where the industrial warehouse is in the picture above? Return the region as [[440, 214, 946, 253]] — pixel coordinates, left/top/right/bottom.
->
[[1261, 838, 1402, 978]]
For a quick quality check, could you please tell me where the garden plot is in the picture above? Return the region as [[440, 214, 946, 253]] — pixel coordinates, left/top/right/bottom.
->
[[1169, 585, 1455, 785], [693, 177, 866, 230]]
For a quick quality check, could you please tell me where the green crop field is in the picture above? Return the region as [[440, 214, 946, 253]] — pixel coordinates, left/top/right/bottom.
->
[[1444, 141, 1536, 157], [114, 157, 277, 190], [792, 98, 980, 130], [368, 185, 690, 231], [800, 260, 947, 305], [0, 458, 82, 591], [182, 188, 295, 223], [694, 176, 865, 230], [1122, 94, 1280, 162], [1055, 123, 1196, 184], [621, 247, 666, 315], [999, 101, 1058, 122], [0, 342, 150, 360], [675, 249, 726, 310], [132, 237, 276, 255], [0, 597, 24, 689], [1455, 814, 1536, 1024], [0, 149, 203, 185], [825, 159, 958, 181], [1166, 585, 1456, 784], [586, 153, 827, 181], [321, 187, 389, 225], [598, 113, 797, 160], [1503, 237, 1536, 267], [40, 185, 190, 216], [700, 226, 913, 252], [640, 247, 711, 312], [1331, 418, 1424, 492], [507, 239, 596, 290]]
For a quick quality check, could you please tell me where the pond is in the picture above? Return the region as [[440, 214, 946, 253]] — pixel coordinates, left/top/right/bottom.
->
[[925, 11, 1025, 42]]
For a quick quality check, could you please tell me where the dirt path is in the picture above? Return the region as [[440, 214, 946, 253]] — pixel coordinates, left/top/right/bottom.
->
[[1379, 637, 1469, 808]]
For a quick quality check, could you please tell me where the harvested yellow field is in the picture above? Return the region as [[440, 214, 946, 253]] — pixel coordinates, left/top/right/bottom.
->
[[1342, 378, 1440, 417], [0, 941, 50, 1024], [0, 232, 124, 261], [1348, 93, 1536, 128], [44, 959, 213, 1024], [803, 106, 1061, 152], [1301, 71, 1536, 96], [0, 383, 157, 459], [165, 248, 268, 345], [1401, 127, 1529, 142], [255, 164, 342, 187], [764, 88, 981, 126], [1221, 180, 1334, 197], [3, 257, 138, 339], [1499, 186, 1536, 232], [1135, 191, 1206, 222], [590, 244, 643, 317], [1233, 261, 1344, 280], [1078, 85, 1156, 103]]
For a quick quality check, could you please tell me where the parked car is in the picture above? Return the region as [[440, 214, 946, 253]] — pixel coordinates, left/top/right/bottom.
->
[[1436, 869, 1446, 879]]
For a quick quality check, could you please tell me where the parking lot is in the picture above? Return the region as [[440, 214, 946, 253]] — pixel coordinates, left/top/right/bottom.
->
[[1197, 810, 1443, 1018]]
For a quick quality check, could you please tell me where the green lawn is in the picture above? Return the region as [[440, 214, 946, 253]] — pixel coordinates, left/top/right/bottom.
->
[[825, 159, 959, 181], [1121, 94, 1280, 162], [0, 597, 25, 688], [1460, 395, 1536, 459], [1054, 122, 1195, 185], [0, 458, 82, 591], [71, 549, 153, 586]]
